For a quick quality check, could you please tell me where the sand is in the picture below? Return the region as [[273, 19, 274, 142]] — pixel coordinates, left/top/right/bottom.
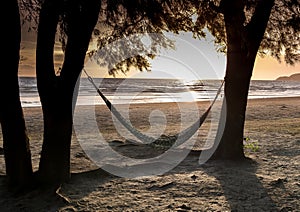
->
[[0, 97, 299, 211]]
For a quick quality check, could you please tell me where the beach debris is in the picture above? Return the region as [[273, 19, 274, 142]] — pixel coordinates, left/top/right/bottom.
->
[[147, 182, 175, 191], [280, 206, 294, 212], [280, 105, 288, 109], [269, 177, 287, 187], [191, 174, 198, 181], [75, 152, 86, 158], [177, 204, 192, 210]]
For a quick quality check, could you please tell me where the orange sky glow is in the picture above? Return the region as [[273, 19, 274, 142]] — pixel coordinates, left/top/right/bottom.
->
[[18, 32, 300, 80]]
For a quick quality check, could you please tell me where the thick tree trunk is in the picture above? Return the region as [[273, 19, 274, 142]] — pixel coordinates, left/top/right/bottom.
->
[[212, 0, 249, 159], [0, 0, 33, 187], [212, 0, 274, 159], [36, 0, 100, 185], [212, 53, 254, 159]]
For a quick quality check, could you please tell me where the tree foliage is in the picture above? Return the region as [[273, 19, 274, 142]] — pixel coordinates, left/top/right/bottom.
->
[[190, 0, 300, 65], [18, 0, 299, 75], [17, 0, 195, 75], [89, 0, 196, 75], [260, 0, 300, 65], [95, 0, 300, 72]]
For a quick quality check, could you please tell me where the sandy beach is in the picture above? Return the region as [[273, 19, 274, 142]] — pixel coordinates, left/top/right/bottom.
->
[[0, 96, 299, 211]]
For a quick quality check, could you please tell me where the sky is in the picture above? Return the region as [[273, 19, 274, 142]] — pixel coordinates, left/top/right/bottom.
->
[[19, 31, 300, 80]]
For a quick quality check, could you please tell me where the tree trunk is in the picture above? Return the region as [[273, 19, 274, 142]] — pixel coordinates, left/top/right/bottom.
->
[[35, 0, 69, 185], [36, 0, 100, 185], [212, 0, 274, 159], [212, 52, 254, 159], [212, 0, 248, 159], [0, 0, 33, 188]]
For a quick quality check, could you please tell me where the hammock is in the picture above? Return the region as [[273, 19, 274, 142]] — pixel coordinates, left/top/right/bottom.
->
[[83, 68, 224, 148]]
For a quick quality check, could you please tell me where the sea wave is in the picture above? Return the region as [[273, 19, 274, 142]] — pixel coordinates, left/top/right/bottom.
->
[[18, 77, 300, 107]]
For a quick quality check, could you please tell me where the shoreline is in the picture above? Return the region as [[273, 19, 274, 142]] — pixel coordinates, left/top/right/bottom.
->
[[20, 95, 300, 109]]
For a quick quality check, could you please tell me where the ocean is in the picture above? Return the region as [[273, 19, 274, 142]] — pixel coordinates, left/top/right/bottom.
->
[[18, 77, 300, 108]]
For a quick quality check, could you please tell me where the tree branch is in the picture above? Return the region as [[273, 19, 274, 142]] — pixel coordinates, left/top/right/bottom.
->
[[246, 0, 275, 53], [209, 0, 223, 14]]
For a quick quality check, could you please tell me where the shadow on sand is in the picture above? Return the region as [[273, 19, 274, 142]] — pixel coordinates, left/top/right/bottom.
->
[[200, 159, 277, 211], [0, 145, 278, 211]]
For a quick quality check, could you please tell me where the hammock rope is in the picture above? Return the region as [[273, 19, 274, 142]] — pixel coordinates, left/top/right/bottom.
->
[[83, 68, 224, 148]]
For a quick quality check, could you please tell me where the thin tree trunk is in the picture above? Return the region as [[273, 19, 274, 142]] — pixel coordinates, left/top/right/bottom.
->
[[0, 0, 33, 188], [35, 0, 67, 185]]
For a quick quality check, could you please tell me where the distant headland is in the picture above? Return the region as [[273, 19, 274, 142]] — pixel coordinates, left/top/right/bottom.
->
[[276, 73, 300, 82]]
